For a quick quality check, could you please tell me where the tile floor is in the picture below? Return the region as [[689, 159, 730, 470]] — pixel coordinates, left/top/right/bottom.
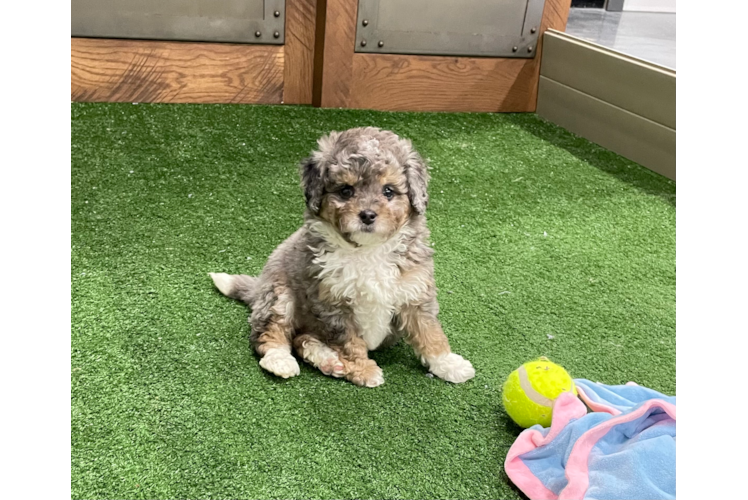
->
[[565, 8, 676, 69]]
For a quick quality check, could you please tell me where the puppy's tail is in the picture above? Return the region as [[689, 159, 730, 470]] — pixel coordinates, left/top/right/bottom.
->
[[209, 273, 260, 305]]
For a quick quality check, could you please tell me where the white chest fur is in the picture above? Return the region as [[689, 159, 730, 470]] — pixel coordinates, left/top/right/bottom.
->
[[309, 224, 426, 350]]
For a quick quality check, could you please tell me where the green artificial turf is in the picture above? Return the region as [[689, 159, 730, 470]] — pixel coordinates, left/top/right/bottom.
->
[[71, 103, 675, 500]]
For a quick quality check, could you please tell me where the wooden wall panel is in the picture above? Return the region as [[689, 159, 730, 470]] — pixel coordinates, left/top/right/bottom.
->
[[317, 0, 571, 112], [349, 55, 536, 113], [71, 38, 284, 103], [72, 0, 316, 104], [283, 0, 317, 104], [71, 0, 571, 110], [318, 0, 358, 108]]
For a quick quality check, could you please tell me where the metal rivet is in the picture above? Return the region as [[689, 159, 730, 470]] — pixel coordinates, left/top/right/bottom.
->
[[274, 10, 280, 17], [378, 40, 384, 47], [362, 19, 369, 26], [274, 31, 280, 38], [255, 31, 261, 37], [531, 27, 537, 34], [512, 46, 518, 52], [528, 46, 533, 52], [360, 40, 367, 47]]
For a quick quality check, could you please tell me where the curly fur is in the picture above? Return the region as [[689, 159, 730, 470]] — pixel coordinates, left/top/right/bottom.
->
[[210, 127, 474, 387]]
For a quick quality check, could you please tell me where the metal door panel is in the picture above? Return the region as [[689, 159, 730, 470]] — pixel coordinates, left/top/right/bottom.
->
[[355, 0, 545, 57], [71, 0, 285, 44]]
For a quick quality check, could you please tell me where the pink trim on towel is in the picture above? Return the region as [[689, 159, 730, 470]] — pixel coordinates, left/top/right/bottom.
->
[[558, 399, 677, 500], [575, 385, 621, 416], [504, 393, 587, 500]]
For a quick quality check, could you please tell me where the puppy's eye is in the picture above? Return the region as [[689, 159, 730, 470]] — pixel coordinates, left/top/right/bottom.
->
[[339, 186, 354, 200], [383, 185, 395, 200]]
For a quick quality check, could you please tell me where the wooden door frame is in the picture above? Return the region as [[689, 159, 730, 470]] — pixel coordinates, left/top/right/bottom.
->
[[71, 0, 317, 104], [314, 0, 571, 112]]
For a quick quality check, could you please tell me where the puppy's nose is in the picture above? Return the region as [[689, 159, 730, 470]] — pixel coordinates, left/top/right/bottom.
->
[[359, 210, 377, 225]]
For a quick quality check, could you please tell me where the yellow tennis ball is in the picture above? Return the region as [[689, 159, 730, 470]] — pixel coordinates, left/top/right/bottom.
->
[[502, 357, 577, 428]]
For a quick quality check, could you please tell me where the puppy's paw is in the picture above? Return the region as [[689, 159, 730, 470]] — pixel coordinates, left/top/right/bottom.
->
[[259, 348, 300, 379], [209, 272, 234, 296], [361, 366, 385, 388], [428, 353, 476, 383], [347, 361, 385, 388], [300, 340, 345, 378], [320, 356, 346, 378]]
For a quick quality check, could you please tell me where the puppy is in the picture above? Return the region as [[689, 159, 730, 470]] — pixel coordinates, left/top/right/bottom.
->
[[210, 127, 475, 387]]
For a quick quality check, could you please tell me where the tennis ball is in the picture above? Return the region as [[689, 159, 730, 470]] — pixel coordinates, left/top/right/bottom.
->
[[502, 357, 577, 428]]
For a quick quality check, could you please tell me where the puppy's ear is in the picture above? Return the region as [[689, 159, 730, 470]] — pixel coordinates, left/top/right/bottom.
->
[[402, 142, 430, 215], [300, 156, 325, 214]]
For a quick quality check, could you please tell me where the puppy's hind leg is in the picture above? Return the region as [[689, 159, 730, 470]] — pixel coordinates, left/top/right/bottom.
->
[[250, 286, 300, 379], [294, 334, 345, 378]]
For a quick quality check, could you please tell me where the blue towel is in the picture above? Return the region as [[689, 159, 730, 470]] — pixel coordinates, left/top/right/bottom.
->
[[505, 379, 676, 500]]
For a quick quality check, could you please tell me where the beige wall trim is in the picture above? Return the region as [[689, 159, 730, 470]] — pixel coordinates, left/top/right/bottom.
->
[[538, 77, 675, 180], [541, 30, 675, 128], [537, 30, 675, 180]]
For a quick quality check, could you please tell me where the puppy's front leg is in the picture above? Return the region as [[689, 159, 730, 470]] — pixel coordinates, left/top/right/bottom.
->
[[399, 302, 475, 383], [334, 332, 385, 388]]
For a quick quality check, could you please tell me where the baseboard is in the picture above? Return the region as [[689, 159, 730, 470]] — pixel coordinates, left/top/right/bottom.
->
[[537, 30, 675, 180]]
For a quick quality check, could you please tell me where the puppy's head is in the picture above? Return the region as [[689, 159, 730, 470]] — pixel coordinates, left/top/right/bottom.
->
[[300, 127, 429, 246]]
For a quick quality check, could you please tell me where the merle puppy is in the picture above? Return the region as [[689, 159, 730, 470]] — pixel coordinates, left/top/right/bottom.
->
[[211, 127, 475, 387]]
